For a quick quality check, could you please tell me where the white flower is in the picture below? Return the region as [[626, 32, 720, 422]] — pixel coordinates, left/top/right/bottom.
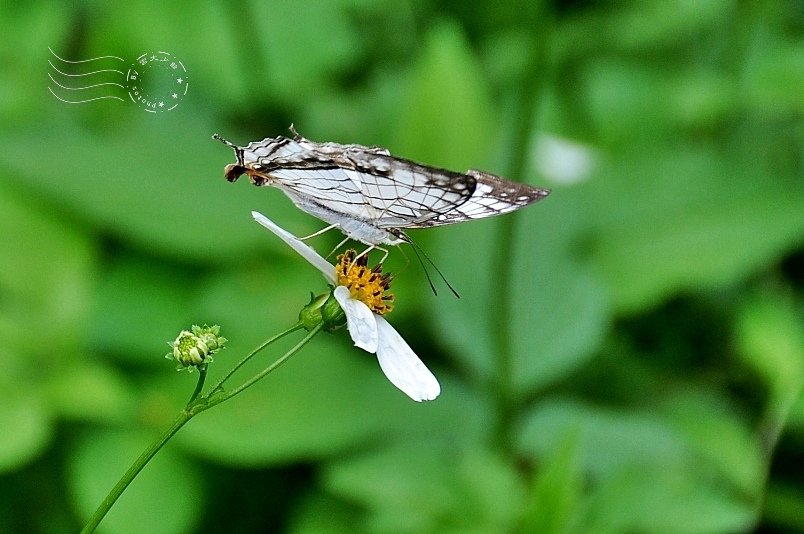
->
[[251, 211, 441, 402]]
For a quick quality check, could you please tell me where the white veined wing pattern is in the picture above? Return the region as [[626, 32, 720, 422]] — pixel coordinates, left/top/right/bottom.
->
[[213, 127, 550, 246]]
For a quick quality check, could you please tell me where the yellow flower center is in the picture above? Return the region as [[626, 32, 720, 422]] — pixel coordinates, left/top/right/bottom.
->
[[335, 250, 395, 315]]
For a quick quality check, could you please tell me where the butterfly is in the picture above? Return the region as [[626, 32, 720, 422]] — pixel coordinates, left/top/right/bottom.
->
[[214, 126, 550, 250]]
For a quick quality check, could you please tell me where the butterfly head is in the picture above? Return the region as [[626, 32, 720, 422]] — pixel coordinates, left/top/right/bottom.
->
[[213, 134, 248, 183]]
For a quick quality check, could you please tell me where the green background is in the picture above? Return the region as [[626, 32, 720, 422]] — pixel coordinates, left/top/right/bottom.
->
[[2, 1, 803, 532]]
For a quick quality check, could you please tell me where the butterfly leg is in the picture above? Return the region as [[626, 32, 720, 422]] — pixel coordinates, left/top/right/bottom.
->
[[377, 246, 390, 264], [350, 245, 376, 269], [299, 224, 338, 241], [343, 244, 389, 275], [350, 244, 389, 270], [327, 239, 389, 267], [394, 244, 411, 274], [326, 235, 351, 259]]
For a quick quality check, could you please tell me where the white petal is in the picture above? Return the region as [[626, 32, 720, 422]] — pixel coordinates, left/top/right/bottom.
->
[[333, 286, 378, 352], [251, 211, 336, 283], [374, 316, 440, 402]]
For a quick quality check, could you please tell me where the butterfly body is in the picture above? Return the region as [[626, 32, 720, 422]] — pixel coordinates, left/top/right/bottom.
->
[[215, 127, 550, 246]]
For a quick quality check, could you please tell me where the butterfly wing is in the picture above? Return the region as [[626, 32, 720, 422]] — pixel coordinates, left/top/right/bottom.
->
[[407, 169, 550, 228], [349, 160, 478, 228], [221, 131, 549, 232], [257, 143, 478, 228]]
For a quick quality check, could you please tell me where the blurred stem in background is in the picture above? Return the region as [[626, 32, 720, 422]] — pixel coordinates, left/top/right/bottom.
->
[[492, 3, 552, 452]]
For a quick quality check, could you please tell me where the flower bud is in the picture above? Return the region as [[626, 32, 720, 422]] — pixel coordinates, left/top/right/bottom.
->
[[299, 292, 328, 331], [299, 290, 347, 332], [192, 324, 227, 352], [166, 325, 226, 371], [321, 291, 346, 332]]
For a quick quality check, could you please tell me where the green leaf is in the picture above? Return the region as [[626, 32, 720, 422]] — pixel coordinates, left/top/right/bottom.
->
[[581, 60, 678, 144], [45, 362, 135, 424], [517, 398, 690, 480], [735, 294, 804, 437], [431, 194, 608, 394], [89, 255, 197, 365], [658, 388, 764, 497], [581, 63, 740, 136], [324, 444, 525, 533], [787, 391, 804, 431], [744, 35, 804, 116], [0, 383, 51, 473], [82, 0, 251, 106], [509, 200, 608, 395], [426, 219, 498, 384], [174, 340, 404, 465], [288, 491, 361, 534], [0, 3, 73, 124], [521, 434, 583, 534], [584, 147, 804, 313], [517, 398, 757, 533], [578, 466, 754, 534], [0, 113, 316, 263], [763, 482, 804, 533], [0, 181, 95, 354], [602, 0, 733, 51], [248, 0, 360, 104], [69, 428, 203, 534], [393, 21, 495, 170], [0, 182, 98, 471], [174, 343, 489, 466]]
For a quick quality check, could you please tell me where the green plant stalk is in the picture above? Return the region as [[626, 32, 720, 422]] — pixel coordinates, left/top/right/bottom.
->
[[208, 322, 304, 394], [187, 365, 208, 404], [206, 323, 322, 408], [79, 410, 193, 534], [80, 323, 321, 534], [492, 12, 552, 450]]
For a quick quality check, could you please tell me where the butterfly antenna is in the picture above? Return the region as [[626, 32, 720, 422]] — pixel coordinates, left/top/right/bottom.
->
[[288, 123, 303, 140], [212, 133, 239, 150], [411, 243, 439, 296], [395, 232, 460, 298]]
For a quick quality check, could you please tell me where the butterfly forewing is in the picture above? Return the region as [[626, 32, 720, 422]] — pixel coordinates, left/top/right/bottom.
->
[[215, 128, 550, 245], [255, 143, 478, 227], [412, 170, 549, 227]]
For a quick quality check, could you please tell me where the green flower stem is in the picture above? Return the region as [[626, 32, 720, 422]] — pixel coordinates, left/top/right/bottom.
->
[[187, 365, 208, 405], [81, 321, 317, 534], [205, 323, 322, 408], [207, 321, 304, 394], [79, 411, 192, 534]]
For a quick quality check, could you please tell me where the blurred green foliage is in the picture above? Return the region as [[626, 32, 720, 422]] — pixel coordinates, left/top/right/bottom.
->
[[1, 1, 803, 532]]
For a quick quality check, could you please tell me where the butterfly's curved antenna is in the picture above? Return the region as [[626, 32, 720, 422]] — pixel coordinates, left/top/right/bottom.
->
[[212, 133, 239, 150], [288, 123, 304, 141], [392, 230, 460, 299]]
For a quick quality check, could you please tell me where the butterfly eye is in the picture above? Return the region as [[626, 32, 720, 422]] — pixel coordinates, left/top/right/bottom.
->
[[223, 164, 245, 182]]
